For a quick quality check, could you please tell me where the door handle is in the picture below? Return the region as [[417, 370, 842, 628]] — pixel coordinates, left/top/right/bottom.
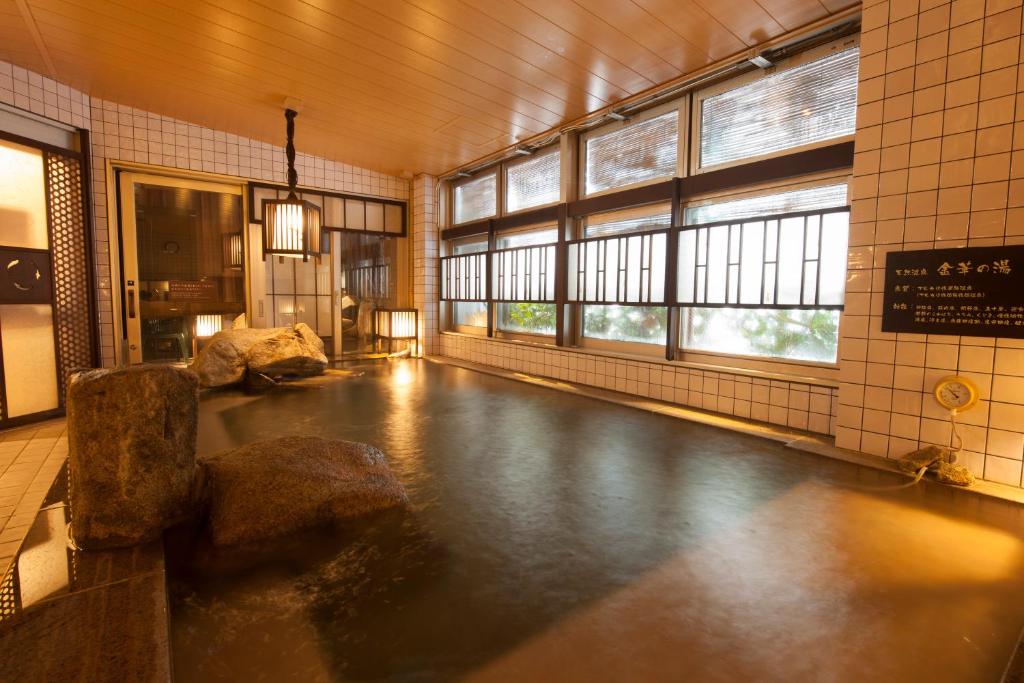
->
[[127, 287, 136, 319]]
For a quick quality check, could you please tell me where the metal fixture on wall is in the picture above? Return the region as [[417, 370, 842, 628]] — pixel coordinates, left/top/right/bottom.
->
[[262, 109, 322, 262]]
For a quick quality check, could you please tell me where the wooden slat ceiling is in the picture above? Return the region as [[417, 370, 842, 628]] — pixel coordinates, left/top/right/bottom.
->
[[0, 0, 858, 177]]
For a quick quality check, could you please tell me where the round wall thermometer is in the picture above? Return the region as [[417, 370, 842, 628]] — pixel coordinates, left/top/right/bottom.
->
[[934, 375, 980, 413]]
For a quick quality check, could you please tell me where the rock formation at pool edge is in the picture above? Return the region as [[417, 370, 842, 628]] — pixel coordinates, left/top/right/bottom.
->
[[189, 323, 328, 388]]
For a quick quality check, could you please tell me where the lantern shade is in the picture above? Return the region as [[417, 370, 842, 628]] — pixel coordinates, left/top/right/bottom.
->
[[195, 314, 223, 338], [375, 308, 418, 354], [375, 308, 418, 340], [262, 197, 322, 261], [223, 232, 244, 269]]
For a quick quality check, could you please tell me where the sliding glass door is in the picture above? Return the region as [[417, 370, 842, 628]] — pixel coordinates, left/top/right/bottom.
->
[[118, 174, 245, 364]]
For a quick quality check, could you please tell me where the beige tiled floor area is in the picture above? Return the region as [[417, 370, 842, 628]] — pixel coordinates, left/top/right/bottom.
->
[[0, 419, 67, 574]]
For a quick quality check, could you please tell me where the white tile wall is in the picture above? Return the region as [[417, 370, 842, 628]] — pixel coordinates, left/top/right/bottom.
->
[[439, 334, 839, 436], [838, 0, 1024, 487], [0, 59, 410, 368], [411, 175, 439, 355]]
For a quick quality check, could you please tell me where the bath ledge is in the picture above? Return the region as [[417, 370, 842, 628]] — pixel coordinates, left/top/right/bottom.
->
[[438, 331, 839, 389], [428, 356, 1024, 508]]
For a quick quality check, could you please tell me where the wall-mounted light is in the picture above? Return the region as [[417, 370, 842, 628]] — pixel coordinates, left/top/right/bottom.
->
[[223, 232, 243, 270], [374, 308, 418, 355], [262, 109, 322, 262], [606, 110, 629, 121], [511, 147, 533, 156]]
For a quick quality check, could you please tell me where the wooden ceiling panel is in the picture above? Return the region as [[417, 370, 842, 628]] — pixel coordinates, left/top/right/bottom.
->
[[752, 0, 831, 31], [0, 0, 857, 176], [692, 0, 786, 45], [0, 1, 49, 75]]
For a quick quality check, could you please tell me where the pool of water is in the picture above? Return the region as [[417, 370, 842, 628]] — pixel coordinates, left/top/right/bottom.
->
[[170, 359, 1024, 682]]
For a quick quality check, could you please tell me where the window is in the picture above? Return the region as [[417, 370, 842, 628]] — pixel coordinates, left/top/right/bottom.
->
[[584, 205, 672, 238], [451, 239, 488, 328], [506, 150, 560, 212], [495, 227, 557, 336], [699, 47, 858, 169], [578, 206, 671, 346], [679, 184, 848, 363], [584, 111, 678, 195], [685, 184, 848, 224], [682, 308, 840, 363], [453, 173, 497, 224], [583, 305, 668, 345]]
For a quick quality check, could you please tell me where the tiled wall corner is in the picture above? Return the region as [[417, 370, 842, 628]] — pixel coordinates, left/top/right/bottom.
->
[[839, 0, 1024, 486], [411, 174, 439, 355], [439, 334, 839, 437]]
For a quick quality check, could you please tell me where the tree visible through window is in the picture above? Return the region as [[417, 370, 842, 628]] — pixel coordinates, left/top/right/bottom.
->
[[683, 308, 839, 363]]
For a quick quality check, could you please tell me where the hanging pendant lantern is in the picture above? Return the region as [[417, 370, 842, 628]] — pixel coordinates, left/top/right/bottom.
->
[[262, 109, 322, 261]]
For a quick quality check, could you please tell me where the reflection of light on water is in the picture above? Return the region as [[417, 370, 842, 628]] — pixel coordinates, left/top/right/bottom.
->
[[392, 362, 414, 387]]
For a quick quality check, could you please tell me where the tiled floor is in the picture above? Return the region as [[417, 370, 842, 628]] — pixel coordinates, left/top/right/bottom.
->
[[0, 420, 67, 575]]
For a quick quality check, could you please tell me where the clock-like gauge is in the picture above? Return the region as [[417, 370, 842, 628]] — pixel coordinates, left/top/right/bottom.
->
[[934, 375, 980, 413]]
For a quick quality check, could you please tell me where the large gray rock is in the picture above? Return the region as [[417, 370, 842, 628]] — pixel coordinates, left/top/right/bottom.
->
[[68, 365, 199, 549], [199, 436, 408, 547], [190, 323, 327, 388]]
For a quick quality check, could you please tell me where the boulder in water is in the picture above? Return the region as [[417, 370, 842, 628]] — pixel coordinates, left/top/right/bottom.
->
[[199, 436, 408, 547], [190, 323, 327, 388]]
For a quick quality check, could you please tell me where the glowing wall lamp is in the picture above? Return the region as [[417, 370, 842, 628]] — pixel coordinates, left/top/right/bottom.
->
[[262, 108, 322, 262], [374, 308, 418, 354]]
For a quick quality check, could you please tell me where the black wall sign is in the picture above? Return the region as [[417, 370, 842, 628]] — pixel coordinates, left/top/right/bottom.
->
[[882, 245, 1024, 338]]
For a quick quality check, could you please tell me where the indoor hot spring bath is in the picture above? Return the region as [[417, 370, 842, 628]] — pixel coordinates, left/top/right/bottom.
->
[[169, 360, 1024, 682]]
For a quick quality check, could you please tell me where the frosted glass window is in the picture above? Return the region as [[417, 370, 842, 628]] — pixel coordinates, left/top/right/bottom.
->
[[700, 48, 859, 168], [455, 302, 487, 327], [585, 111, 678, 195], [384, 204, 403, 233], [495, 227, 557, 249], [493, 227, 557, 303], [366, 202, 384, 232], [685, 184, 848, 225], [0, 140, 48, 249], [506, 151, 560, 212], [453, 173, 497, 224], [345, 199, 365, 230], [583, 305, 667, 345], [682, 308, 840, 363], [584, 205, 672, 238], [324, 196, 344, 227], [0, 304, 58, 417]]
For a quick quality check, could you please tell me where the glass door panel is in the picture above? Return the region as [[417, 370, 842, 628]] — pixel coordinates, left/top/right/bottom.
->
[[119, 174, 245, 364], [337, 233, 399, 357], [0, 138, 59, 418]]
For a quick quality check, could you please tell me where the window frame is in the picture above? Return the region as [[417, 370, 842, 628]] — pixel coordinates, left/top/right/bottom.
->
[[439, 35, 856, 383], [572, 202, 673, 353], [503, 147, 562, 216], [675, 172, 850, 375], [451, 168, 499, 225], [492, 222, 559, 340], [579, 98, 688, 199], [446, 234, 490, 335], [690, 37, 859, 175]]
